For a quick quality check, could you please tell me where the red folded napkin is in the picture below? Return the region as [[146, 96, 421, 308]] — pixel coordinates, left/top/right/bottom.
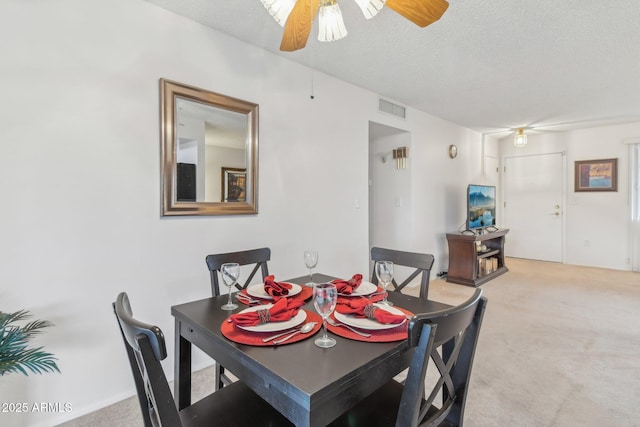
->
[[264, 275, 293, 300], [336, 289, 384, 306], [335, 298, 405, 324], [331, 274, 363, 294], [229, 298, 304, 327]]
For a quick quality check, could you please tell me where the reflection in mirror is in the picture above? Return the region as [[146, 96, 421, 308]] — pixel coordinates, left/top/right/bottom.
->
[[175, 99, 247, 203], [161, 79, 258, 216]]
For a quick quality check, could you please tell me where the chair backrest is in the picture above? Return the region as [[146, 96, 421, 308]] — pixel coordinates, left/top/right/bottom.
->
[[399, 288, 487, 427], [113, 292, 182, 427], [371, 247, 435, 299], [205, 247, 271, 296]]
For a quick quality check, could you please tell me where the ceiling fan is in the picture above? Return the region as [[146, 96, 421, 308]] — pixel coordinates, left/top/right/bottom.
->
[[261, 0, 449, 52]]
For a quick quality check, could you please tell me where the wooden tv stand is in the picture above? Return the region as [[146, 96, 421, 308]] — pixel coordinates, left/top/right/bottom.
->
[[446, 229, 509, 287]]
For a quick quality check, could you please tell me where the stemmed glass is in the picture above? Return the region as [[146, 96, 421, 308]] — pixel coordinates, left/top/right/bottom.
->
[[313, 283, 338, 348], [304, 250, 318, 285], [220, 263, 240, 310], [375, 261, 394, 306]]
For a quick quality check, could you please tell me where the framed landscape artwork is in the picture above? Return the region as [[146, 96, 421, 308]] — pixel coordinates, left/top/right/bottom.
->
[[574, 158, 617, 192], [221, 167, 247, 202]]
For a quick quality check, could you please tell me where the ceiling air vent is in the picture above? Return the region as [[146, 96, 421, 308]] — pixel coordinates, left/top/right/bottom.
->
[[379, 99, 406, 119]]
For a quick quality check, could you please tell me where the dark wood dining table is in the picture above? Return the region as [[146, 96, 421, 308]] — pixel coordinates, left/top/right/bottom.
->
[[171, 273, 450, 427]]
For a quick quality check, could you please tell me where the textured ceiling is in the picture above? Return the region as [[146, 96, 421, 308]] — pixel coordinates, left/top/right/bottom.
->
[[145, 0, 640, 136]]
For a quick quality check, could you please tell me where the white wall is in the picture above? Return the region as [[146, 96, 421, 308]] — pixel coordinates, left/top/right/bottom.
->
[[498, 122, 640, 270], [411, 123, 487, 273], [0, 1, 479, 425]]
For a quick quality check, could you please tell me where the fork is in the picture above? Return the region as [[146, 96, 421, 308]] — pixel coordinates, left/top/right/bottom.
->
[[235, 294, 263, 305], [327, 318, 371, 337], [262, 325, 304, 342]]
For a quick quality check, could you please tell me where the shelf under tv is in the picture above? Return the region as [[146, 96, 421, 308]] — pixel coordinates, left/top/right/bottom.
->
[[477, 249, 500, 259], [445, 228, 509, 287]]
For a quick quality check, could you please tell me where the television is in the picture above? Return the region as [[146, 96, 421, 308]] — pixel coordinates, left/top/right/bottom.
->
[[467, 184, 496, 231]]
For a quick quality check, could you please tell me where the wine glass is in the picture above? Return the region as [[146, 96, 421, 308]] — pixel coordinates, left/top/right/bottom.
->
[[220, 263, 239, 310], [375, 261, 394, 306], [313, 283, 338, 348], [304, 250, 318, 285]]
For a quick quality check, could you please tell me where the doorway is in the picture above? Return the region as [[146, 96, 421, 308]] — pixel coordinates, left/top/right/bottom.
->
[[504, 152, 564, 262], [368, 122, 411, 253]]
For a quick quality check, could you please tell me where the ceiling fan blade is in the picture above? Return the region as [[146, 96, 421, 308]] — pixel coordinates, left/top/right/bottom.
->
[[386, 0, 449, 28], [280, 0, 321, 52]]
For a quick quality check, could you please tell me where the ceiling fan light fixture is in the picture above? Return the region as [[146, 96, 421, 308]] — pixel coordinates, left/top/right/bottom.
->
[[260, 0, 296, 26], [514, 128, 527, 147], [318, 0, 348, 42], [354, 0, 386, 19]]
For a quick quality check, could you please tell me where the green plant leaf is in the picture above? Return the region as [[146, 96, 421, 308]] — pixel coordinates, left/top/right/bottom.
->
[[0, 310, 60, 376]]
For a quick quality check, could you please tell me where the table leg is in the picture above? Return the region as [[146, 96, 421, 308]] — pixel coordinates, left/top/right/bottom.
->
[[174, 318, 192, 410]]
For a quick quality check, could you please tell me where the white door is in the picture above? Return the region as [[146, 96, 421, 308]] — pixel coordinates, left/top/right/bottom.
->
[[504, 153, 564, 262]]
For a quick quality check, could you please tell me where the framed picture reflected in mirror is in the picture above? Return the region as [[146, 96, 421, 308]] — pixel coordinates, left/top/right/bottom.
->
[[222, 167, 247, 202]]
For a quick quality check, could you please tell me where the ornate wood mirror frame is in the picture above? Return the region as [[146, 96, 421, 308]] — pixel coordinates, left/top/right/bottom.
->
[[160, 79, 258, 216]]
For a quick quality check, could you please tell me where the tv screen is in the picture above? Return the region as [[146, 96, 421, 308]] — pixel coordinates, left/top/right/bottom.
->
[[467, 184, 496, 230]]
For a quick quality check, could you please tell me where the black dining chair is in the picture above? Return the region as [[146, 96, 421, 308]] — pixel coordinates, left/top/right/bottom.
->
[[205, 247, 271, 296], [371, 247, 435, 300], [113, 292, 293, 427], [329, 288, 487, 427], [205, 247, 271, 389]]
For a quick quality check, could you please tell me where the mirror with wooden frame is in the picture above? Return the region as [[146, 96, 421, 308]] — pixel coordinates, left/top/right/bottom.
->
[[160, 79, 258, 216]]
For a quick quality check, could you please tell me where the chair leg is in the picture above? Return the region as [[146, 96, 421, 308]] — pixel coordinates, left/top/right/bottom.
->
[[213, 363, 222, 391], [219, 366, 226, 390]]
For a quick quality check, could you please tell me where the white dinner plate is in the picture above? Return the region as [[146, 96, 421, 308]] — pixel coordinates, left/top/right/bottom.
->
[[337, 281, 378, 297], [236, 304, 307, 333], [246, 282, 302, 300], [334, 303, 406, 331]]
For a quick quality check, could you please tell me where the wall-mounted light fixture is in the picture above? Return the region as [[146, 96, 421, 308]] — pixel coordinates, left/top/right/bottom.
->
[[393, 146, 408, 169], [514, 128, 527, 147]]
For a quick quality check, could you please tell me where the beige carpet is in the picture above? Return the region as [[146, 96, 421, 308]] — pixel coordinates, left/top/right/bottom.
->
[[60, 258, 640, 427], [438, 258, 640, 427]]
